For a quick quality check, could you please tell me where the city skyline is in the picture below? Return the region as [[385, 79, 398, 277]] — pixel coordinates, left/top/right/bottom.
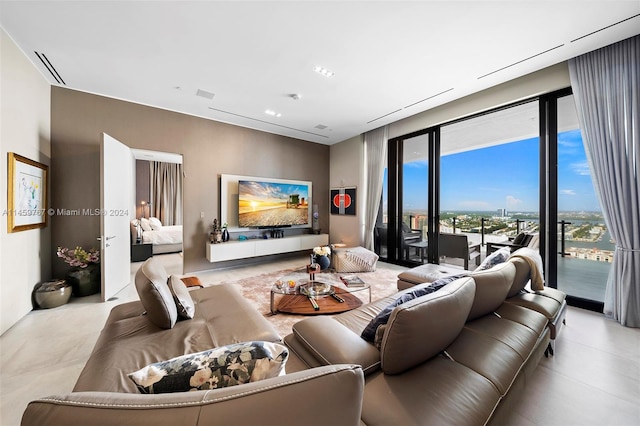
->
[[397, 129, 602, 213]]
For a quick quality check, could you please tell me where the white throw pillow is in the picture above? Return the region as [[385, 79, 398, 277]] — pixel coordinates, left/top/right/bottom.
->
[[168, 275, 195, 319], [149, 217, 163, 230]]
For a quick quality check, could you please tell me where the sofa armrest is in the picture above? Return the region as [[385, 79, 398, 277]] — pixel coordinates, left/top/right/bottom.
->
[[22, 365, 364, 426], [292, 316, 381, 375]]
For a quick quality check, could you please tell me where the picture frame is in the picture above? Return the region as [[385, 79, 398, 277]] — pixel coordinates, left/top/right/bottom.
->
[[7, 153, 48, 232], [330, 187, 356, 215]]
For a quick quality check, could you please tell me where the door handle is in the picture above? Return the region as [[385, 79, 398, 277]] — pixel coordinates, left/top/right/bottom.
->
[[106, 236, 116, 240]]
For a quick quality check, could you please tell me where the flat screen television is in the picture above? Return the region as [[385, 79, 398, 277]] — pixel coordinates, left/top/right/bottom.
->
[[238, 179, 311, 228]]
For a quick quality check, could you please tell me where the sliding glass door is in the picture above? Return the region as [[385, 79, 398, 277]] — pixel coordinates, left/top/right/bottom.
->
[[556, 94, 610, 303], [401, 134, 430, 263], [440, 101, 540, 268]]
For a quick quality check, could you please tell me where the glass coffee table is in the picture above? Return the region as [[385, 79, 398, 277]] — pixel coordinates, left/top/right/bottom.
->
[[270, 270, 371, 315]]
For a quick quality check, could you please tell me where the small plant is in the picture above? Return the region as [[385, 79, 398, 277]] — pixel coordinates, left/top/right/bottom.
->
[[57, 246, 100, 268], [313, 246, 331, 256]]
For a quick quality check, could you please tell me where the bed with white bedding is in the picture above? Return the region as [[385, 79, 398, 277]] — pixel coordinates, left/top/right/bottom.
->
[[131, 217, 182, 255]]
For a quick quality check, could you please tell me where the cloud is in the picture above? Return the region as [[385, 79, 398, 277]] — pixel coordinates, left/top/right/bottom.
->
[[560, 189, 576, 195], [506, 195, 523, 208], [571, 161, 591, 176]]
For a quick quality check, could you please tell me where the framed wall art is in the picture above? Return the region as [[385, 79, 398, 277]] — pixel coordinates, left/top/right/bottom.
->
[[330, 187, 356, 215], [7, 153, 48, 232]]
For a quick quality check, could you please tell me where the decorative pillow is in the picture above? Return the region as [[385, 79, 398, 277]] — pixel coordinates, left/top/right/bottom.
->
[[149, 217, 163, 230], [474, 246, 511, 272], [168, 275, 195, 320], [128, 341, 288, 394], [181, 276, 204, 288], [361, 273, 467, 342], [140, 217, 152, 232]]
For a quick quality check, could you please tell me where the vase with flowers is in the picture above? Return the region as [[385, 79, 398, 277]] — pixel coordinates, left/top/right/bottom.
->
[[57, 246, 101, 297], [312, 245, 331, 270]]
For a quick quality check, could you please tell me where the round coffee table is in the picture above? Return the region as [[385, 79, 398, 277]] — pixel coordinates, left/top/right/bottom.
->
[[270, 270, 371, 315]]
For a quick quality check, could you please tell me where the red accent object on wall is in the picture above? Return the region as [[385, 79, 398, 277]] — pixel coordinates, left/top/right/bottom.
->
[[332, 193, 352, 209]]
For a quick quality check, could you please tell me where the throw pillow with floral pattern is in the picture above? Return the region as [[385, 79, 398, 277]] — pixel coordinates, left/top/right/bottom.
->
[[128, 341, 288, 394]]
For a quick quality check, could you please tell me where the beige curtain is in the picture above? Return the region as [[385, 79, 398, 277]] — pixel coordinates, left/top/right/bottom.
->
[[363, 126, 388, 250], [150, 162, 183, 226]]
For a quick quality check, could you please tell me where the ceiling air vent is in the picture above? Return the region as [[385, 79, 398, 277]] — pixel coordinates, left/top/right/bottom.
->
[[571, 13, 640, 43], [477, 44, 564, 79], [196, 89, 215, 100], [34, 52, 65, 85]]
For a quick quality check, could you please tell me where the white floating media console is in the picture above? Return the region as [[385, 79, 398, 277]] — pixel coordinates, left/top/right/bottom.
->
[[207, 234, 328, 263]]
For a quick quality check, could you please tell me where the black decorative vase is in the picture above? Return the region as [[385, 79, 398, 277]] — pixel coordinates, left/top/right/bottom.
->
[[222, 228, 229, 242], [66, 263, 101, 297]]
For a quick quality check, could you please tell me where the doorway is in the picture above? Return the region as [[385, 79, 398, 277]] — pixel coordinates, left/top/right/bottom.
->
[[131, 149, 184, 275]]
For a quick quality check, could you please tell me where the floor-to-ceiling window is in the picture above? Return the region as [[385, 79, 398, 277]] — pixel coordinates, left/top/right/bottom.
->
[[440, 101, 540, 268], [376, 88, 607, 311], [400, 133, 430, 263], [556, 94, 610, 303], [376, 131, 433, 265]]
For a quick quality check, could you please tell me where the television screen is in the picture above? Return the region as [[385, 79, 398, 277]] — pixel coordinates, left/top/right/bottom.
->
[[238, 180, 310, 228]]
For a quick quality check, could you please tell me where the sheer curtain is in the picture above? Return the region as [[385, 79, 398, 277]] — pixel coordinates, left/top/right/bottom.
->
[[363, 126, 388, 250], [568, 35, 639, 327], [150, 162, 183, 226]]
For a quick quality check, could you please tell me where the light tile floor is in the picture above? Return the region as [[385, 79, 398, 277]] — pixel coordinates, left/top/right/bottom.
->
[[1, 253, 639, 425]]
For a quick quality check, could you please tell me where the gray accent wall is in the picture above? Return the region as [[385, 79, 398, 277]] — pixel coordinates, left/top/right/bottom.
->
[[50, 87, 330, 277]]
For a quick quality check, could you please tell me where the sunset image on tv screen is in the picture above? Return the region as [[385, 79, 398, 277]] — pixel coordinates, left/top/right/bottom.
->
[[238, 180, 309, 227]]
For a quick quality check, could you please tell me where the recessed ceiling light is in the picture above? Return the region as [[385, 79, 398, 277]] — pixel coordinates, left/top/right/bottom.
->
[[265, 109, 282, 118], [314, 66, 334, 77]]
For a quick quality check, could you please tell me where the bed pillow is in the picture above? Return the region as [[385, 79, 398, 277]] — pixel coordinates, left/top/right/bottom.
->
[[140, 217, 152, 232], [128, 341, 288, 394], [149, 217, 163, 230], [168, 275, 195, 319]]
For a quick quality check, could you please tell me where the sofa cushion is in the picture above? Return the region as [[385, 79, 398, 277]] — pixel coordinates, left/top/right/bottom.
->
[[467, 262, 516, 321], [361, 274, 467, 342], [135, 258, 178, 329], [128, 341, 288, 394], [168, 275, 195, 320], [507, 256, 531, 296], [380, 277, 476, 375]]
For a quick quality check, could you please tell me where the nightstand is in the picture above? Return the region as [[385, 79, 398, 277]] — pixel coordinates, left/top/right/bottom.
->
[[131, 243, 153, 262]]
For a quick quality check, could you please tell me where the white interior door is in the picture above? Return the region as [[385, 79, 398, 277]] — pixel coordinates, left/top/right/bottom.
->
[[101, 133, 132, 301]]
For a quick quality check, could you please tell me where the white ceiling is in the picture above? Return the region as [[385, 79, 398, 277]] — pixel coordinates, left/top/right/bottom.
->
[[1, 1, 638, 145]]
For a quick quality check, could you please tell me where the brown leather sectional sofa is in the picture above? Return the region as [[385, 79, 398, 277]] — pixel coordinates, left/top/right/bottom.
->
[[285, 258, 564, 425], [23, 255, 564, 425], [21, 258, 364, 426]]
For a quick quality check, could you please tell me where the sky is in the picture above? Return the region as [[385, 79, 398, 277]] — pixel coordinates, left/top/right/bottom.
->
[[398, 129, 601, 213]]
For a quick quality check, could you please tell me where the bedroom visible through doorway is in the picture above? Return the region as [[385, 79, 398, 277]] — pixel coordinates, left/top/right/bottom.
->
[[131, 149, 184, 272]]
